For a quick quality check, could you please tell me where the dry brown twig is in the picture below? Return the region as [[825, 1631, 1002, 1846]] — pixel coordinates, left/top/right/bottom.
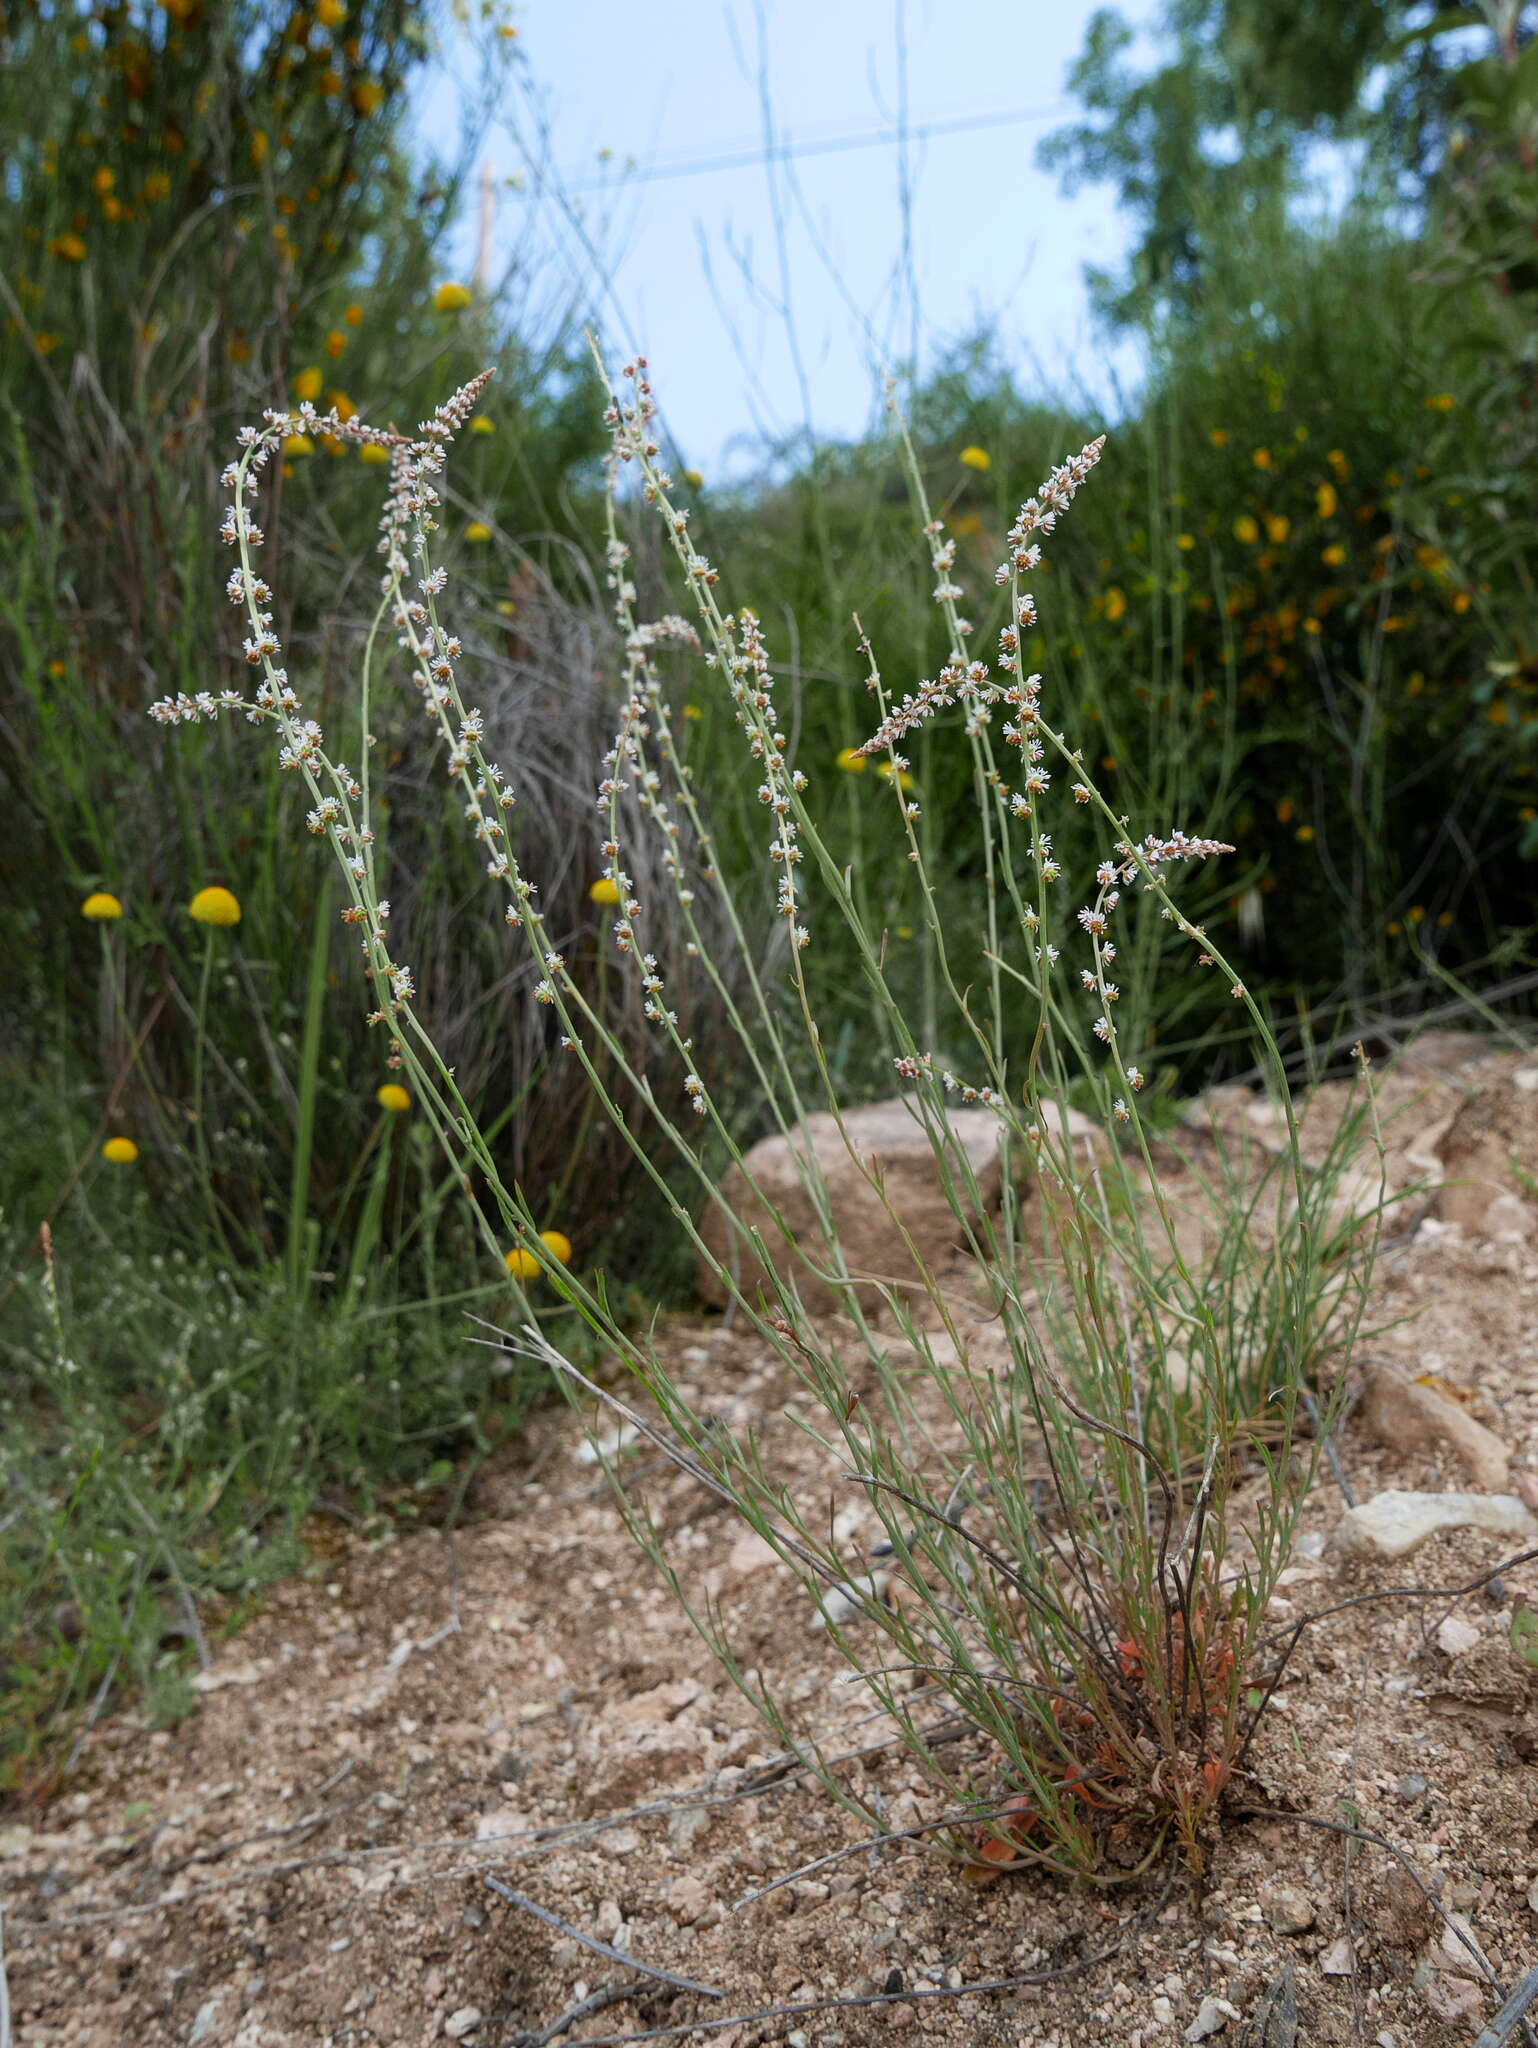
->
[[482, 1877, 723, 2000], [9, 1711, 972, 1933], [1475, 1966, 1538, 2048], [489, 1875, 1171, 2048], [1237, 1804, 1536, 2045]]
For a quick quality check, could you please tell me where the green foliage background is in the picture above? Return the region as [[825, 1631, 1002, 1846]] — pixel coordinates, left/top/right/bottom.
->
[[3, 0, 1537, 1775]]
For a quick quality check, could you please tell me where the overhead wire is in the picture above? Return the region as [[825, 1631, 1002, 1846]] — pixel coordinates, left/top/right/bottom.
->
[[554, 99, 1068, 193]]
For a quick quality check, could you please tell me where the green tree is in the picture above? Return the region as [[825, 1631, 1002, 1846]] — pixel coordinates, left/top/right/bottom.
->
[[1039, 0, 1517, 324]]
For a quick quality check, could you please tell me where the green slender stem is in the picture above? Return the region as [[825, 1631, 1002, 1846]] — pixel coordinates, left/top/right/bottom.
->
[[284, 879, 331, 1298], [189, 929, 225, 1255]]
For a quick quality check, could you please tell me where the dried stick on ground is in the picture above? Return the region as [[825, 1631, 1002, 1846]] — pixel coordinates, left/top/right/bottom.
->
[[504, 1982, 640, 2048], [482, 1877, 725, 2000], [0, 1905, 12, 2048], [1238, 1805, 1536, 2044], [1475, 1966, 1538, 2048]]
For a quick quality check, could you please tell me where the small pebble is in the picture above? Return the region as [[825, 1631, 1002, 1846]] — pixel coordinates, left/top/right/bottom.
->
[[1397, 1774, 1428, 1801], [444, 2009, 482, 2040], [1333, 1489, 1537, 1561], [1425, 1977, 1483, 2025], [188, 2002, 222, 2047], [1435, 1613, 1480, 1658], [1257, 1876, 1315, 1935], [1185, 1994, 1232, 2042]]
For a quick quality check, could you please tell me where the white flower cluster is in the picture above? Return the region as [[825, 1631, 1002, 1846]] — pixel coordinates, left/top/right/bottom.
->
[[604, 362, 810, 951], [153, 393, 436, 1022]]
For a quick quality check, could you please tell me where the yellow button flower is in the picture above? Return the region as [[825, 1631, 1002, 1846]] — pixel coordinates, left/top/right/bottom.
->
[[959, 445, 991, 472], [464, 521, 492, 543], [589, 876, 621, 904], [1321, 544, 1346, 567], [1103, 586, 1127, 621], [81, 891, 124, 920], [1176, 533, 1195, 551], [1252, 448, 1272, 470], [469, 416, 495, 435], [283, 433, 314, 456], [325, 329, 347, 359], [506, 1231, 572, 1278], [345, 303, 363, 326], [1315, 481, 1337, 518], [836, 746, 867, 773], [189, 885, 241, 926], [351, 79, 385, 116], [49, 232, 86, 261], [102, 1136, 139, 1164], [1264, 513, 1290, 545], [1209, 429, 1229, 448], [376, 1082, 410, 1112], [294, 365, 323, 401], [1327, 448, 1349, 479], [1234, 513, 1260, 545], [433, 281, 472, 312], [1424, 393, 1456, 412], [315, 0, 346, 25], [359, 442, 390, 465], [877, 760, 916, 790]]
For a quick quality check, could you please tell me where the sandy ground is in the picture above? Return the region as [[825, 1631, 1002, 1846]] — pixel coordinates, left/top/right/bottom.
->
[[5, 1035, 1538, 2048]]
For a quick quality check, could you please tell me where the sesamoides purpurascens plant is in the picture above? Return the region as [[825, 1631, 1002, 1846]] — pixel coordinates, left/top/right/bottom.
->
[[150, 360, 1379, 1880]]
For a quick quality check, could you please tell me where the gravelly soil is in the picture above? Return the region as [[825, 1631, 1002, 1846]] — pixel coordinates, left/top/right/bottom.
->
[[5, 1035, 1538, 2048]]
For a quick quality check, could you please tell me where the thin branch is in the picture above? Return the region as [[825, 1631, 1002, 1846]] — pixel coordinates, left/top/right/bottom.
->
[[14, 1717, 978, 1932], [1257, 1546, 1538, 1653], [504, 1983, 639, 2048], [497, 1900, 1157, 2048], [0, 1904, 11, 2048], [482, 1878, 724, 2000], [1236, 1807, 1507, 1999], [1475, 1965, 1538, 2048], [523, 1862, 1179, 2048]]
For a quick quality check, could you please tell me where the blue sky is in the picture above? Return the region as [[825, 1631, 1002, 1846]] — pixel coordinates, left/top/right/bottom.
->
[[440, 2, 1156, 473]]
